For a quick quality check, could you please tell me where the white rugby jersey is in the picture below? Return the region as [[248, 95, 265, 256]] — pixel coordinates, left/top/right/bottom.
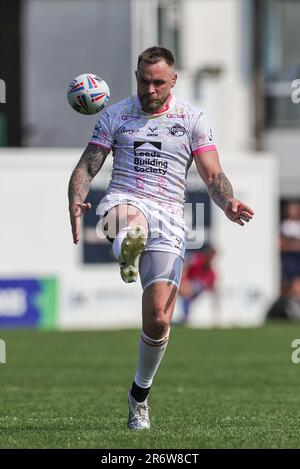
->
[[89, 94, 216, 210]]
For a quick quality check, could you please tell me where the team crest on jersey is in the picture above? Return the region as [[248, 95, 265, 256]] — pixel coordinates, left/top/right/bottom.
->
[[168, 123, 186, 137]]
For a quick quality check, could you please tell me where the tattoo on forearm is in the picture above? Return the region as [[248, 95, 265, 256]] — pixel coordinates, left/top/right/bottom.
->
[[207, 172, 234, 211], [68, 169, 90, 205], [68, 144, 108, 205]]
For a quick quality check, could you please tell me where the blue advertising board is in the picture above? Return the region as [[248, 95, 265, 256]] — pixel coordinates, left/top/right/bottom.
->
[[0, 278, 57, 328]]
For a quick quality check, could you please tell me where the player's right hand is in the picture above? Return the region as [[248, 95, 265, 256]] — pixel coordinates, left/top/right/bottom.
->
[[69, 202, 92, 244]]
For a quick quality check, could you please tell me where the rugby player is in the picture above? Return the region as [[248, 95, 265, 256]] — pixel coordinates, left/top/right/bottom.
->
[[68, 46, 254, 430]]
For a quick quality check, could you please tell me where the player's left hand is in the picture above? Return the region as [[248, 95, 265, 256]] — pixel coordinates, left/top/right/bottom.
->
[[224, 198, 254, 226], [69, 202, 92, 244]]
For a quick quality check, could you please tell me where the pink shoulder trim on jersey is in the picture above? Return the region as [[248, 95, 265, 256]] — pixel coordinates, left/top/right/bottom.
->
[[192, 144, 216, 156], [88, 141, 112, 151]]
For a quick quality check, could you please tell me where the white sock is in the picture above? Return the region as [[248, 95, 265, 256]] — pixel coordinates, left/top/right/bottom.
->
[[134, 329, 170, 389], [112, 226, 131, 260]]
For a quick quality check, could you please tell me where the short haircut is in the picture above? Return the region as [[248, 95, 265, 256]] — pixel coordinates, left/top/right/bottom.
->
[[137, 46, 175, 68]]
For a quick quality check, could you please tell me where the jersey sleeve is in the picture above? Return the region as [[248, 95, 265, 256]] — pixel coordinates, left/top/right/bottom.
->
[[190, 111, 217, 156], [89, 109, 114, 151]]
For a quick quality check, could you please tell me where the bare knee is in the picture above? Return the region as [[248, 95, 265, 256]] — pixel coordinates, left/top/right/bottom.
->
[[144, 308, 170, 339], [142, 282, 178, 339]]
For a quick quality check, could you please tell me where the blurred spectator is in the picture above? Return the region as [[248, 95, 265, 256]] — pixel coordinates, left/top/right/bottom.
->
[[267, 276, 300, 321], [280, 201, 300, 280], [177, 243, 218, 325]]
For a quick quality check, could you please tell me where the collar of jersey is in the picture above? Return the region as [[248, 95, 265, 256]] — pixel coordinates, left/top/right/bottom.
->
[[135, 94, 175, 118]]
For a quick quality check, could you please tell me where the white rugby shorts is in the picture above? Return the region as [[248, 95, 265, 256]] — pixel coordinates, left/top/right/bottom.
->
[[97, 192, 186, 259]]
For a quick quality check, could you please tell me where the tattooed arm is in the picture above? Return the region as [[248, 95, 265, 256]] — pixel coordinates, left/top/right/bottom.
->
[[68, 143, 109, 243], [207, 172, 234, 212], [194, 150, 254, 226], [68, 143, 109, 205]]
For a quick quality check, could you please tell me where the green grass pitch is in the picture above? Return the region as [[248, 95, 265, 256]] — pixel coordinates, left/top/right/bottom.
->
[[1, 324, 300, 448]]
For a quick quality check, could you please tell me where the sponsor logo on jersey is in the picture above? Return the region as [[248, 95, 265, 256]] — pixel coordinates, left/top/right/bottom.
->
[[168, 123, 186, 137], [167, 113, 185, 119], [121, 114, 141, 120], [119, 126, 139, 135], [134, 141, 161, 157], [133, 141, 167, 175], [147, 126, 159, 137]]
